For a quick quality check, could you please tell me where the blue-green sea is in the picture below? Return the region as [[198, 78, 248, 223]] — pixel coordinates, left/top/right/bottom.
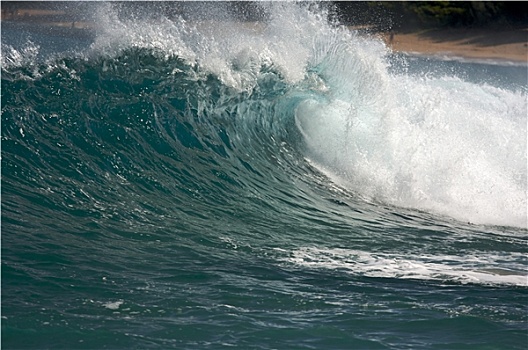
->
[[2, 2, 527, 349]]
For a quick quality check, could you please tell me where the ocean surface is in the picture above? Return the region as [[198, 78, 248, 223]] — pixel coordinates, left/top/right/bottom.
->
[[2, 3, 527, 349]]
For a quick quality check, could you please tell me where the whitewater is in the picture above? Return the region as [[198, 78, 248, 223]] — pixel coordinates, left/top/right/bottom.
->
[[2, 2, 527, 349]]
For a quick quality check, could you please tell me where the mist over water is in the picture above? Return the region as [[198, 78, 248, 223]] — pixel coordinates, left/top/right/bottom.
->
[[2, 2, 527, 349]]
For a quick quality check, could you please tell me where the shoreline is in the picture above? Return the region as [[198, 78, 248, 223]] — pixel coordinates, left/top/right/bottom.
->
[[2, 8, 527, 64], [375, 28, 528, 64]]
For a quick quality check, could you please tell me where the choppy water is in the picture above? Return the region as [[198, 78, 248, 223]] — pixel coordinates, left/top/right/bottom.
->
[[2, 2, 527, 349]]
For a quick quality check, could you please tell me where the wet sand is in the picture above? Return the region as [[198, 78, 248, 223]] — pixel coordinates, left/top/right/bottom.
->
[[377, 27, 527, 63]]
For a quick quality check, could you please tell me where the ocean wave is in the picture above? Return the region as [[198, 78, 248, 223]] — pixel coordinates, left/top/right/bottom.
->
[[2, 2, 526, 230], [2, 4, 527, 348]]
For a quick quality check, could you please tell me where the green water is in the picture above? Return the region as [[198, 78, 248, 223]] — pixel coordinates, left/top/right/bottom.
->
[[2, 2, 527, 349]]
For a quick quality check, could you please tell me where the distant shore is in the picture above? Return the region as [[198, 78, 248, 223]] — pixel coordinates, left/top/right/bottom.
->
[[375, 27, 528, 63], [2, 8, 527, 64]]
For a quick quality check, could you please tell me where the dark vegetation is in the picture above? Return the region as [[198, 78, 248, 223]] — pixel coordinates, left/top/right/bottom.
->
[[332, 1, 528, 31]]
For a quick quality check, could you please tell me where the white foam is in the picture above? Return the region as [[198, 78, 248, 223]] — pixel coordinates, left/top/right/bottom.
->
[[87, 2, 335, 91], [1, 41, 40, 70], [286, 247, 528, 287], [103, 300, 124, 310], [297, 72, 527, 228]]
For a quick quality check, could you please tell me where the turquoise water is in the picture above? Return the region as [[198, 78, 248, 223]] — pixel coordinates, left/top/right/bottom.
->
[[2, 3, 527, 349]]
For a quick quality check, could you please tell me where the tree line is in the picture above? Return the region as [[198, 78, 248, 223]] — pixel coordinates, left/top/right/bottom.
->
[[332, 1, 528, 31]]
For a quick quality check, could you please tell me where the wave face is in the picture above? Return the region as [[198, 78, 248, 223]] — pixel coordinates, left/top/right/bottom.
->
[[2, 3, 527, 349]]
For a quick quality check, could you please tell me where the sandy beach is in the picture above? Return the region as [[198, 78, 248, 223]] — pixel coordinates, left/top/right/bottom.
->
[[378, 27, 528, 63], [2, 8, 527, 63]]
